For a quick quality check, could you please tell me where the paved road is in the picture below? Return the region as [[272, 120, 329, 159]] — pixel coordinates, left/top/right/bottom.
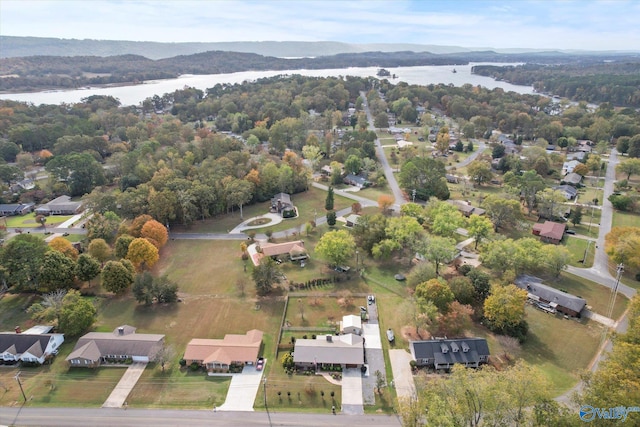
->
[[449, 138, 486, 169], [0, 407, 401, 427], [360, 91, 406, 208]]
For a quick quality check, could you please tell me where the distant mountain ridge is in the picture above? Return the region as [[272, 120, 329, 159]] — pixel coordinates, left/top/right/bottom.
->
[[3, 36, 636, 60]]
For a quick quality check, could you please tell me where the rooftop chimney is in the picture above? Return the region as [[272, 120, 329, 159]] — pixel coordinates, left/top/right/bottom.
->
[[15, 326, 21, 334]]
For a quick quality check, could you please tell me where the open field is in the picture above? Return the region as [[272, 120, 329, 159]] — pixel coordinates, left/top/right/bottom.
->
[[285, 296, 360, 329], [468, 306, 604, 395], [0, 294, 38, 330], [612, 210, 640, 228], [3, 213, 75, 229]]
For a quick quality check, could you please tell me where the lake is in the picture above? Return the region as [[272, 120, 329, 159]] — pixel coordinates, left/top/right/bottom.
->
[[0, 62, 534, 106]]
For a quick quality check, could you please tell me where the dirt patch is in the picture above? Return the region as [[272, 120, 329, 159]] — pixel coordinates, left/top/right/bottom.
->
[[247, 217, 272, 226], [401, 326, 431, 342]]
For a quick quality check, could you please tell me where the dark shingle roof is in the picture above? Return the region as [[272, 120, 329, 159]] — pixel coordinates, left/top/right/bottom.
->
[[514, 275, 586, 313], [0, 334, 53, 357], [411, 338, 489, 363]]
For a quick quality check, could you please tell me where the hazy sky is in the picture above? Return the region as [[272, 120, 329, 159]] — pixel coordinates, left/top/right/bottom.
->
[[1, 0, 639, 51]]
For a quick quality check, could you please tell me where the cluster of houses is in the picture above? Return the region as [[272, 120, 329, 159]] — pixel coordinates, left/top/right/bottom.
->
[[0, 195, 83, 218]]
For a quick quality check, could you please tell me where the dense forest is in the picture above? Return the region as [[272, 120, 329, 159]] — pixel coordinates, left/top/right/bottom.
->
[[473, 61, 640, 107]]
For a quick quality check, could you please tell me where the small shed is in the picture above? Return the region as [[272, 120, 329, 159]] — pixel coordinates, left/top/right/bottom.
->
[[340, 315, 362, 335]]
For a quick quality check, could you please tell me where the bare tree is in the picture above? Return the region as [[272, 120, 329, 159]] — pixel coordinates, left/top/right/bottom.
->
[[155, 344, 176, 372]]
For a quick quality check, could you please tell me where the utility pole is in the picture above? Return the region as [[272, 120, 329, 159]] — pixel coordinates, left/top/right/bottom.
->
[[14, 371, 26, 402], [582, 240, 592, 264], [606, 263, 624, 321], [263, 378, 272, 427]]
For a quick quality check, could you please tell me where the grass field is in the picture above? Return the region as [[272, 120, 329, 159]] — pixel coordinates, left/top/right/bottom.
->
[[0, 293, 38, 330], [3, 213, 75, 229], [469, 306, 604, 395], [563, 237, 595, 268], [612, 210, 640, 228], [127, 363, 231, 409], [0, 340, 127, 407]]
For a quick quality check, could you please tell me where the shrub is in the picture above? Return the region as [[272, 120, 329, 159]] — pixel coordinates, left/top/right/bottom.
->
[[189, 362, 200, 371], [179, 358, 186, 367]]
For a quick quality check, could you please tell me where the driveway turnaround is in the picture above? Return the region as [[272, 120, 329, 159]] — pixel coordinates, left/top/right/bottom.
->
[[389, 350, 416, 399], [341, 368, 364, 415], [102, 362, 147, 408], [216, 363, 265, 411]]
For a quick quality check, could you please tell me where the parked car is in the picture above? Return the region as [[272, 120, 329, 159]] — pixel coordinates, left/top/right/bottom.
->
[[256, 357, 264, 371], [334, 266, 351, 273], [565, 229, 576, 235], [386, 329, 395, 342], [367, 295, 375, 305]]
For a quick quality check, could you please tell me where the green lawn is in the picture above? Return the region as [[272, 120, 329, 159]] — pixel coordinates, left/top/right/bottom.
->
[[563, 237, 595, 268], [612, 210, 640, 228], [3, 213, 75, 229], [0, 340, 126, 407], [127, 363, 231, 409], [0, 293, 38, 330], [521, 307, 604, 395], [577, 187, 603, 205], [286, 296, 360, 328], [468, 306, 604, 395]]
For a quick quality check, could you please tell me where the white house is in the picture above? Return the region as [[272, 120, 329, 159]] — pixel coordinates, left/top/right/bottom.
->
[[562, 160, 581, 175], [0, 329, 64, 365], [340, 314, 362, 335]]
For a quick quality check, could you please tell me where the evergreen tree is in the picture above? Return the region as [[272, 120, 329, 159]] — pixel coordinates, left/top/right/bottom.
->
[[325, 186, 334, 210]]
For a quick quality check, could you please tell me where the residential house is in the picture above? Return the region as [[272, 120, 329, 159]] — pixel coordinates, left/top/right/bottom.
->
[[340, 315, 362, 335], [343, 174, 371, 188], [66, 325, 164, 368], [0, 327, 64, 365], [576, 140, 593, 153], [562, 173, 583, 186], [532, 221, 566, 244], [515, 275, 586, 317], [183, 329, 263, 371], [344, 214, 360, 228], [553, 185, 578, 200], [0, 203, 34, 216], [396, 139, 413, 148], [566, 152, 586, 161], [248, 240, 308, 266], [9, 179, 35, 193], [270, 193, 295, 217], [448, 200, 486, 217], [293, 333, 365, 370], [410, 338, 490, 370], [35, 195, 83, 216], [562, 160, 581, 175]]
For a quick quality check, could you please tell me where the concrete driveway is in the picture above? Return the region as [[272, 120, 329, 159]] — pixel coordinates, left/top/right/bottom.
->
[[389, 350, 416, 399], [102, 362, 147, 408], [341, 368, 364, 415], [216, 363, 265, 411]]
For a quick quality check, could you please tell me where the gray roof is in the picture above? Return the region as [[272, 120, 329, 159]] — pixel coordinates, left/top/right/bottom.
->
[[553, 185, 578, 198], [66, 327, 164, 362], [344, 174, 369, 186], [36, 195, 82, 213], [411, 338, 489, 364], [0, 333, 56, 358], [514, 275, 586, 313], [271, 192, 292, 205], [563, 173, 582, 185], [293, 334, 364, 365]]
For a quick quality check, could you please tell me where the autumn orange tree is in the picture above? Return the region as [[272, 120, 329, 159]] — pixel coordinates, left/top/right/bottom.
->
[[140, 219, 169, 249], [378, 195, 394, 213], [129, 214, 154, 237], [126, 237, 159, 270], [48, 236, 79, 260]]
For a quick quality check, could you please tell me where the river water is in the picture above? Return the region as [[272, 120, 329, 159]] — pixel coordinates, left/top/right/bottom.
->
[[0, 62, 534, 106]]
